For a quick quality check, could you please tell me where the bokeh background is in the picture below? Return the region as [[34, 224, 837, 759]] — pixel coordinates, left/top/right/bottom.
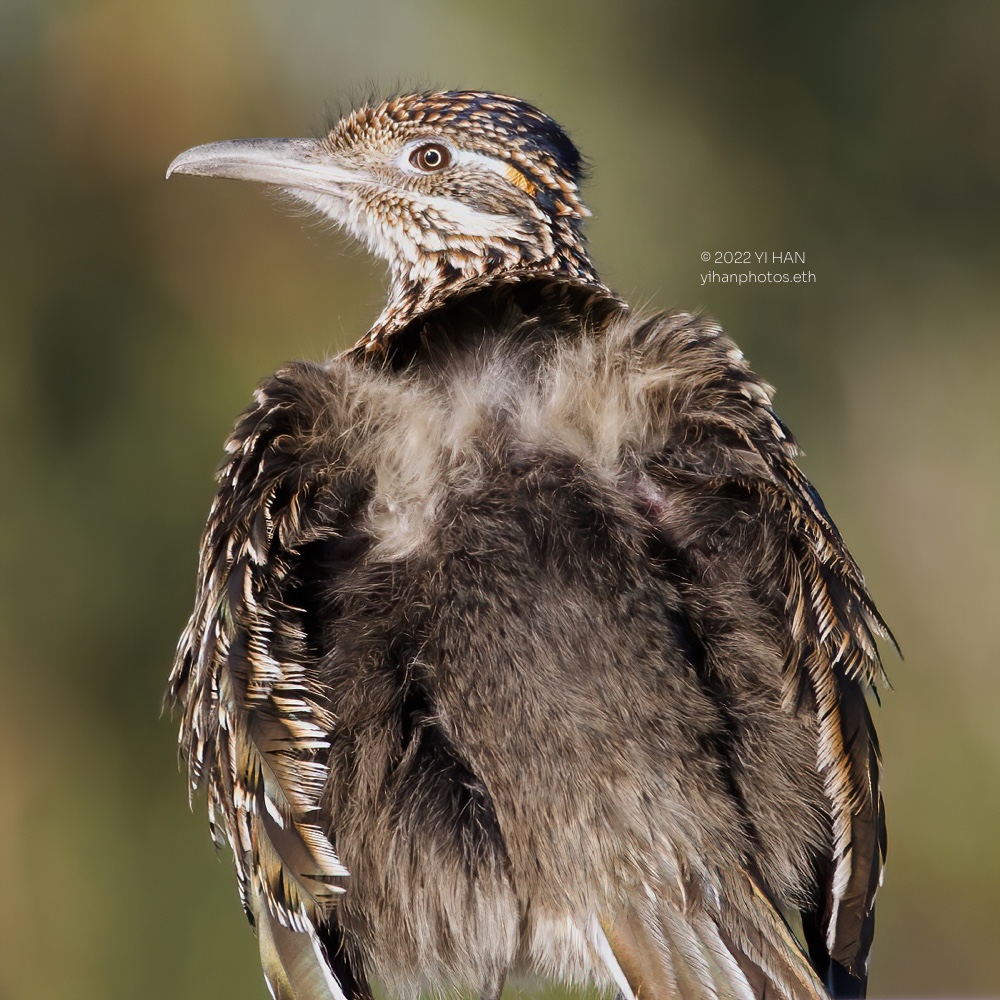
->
[[1, 1, 998, 997]]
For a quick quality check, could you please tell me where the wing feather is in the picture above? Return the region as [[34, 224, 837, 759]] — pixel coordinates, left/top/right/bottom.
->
[[631, 313, 891, 989], [167, 363, 362, 998]]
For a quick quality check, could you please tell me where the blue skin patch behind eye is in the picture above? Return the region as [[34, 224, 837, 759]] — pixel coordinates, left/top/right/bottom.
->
[[441, 92, 586, 190]]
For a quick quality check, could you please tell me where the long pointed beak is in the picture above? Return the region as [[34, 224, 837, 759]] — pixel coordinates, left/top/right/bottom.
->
[[166, 137, 365, 196]]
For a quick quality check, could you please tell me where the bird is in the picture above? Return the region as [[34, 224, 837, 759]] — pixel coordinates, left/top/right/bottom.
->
[[166, 90, 891, 1000]]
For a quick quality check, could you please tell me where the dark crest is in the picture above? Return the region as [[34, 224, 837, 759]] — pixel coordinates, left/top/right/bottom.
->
[[378, 91, 589, 219]]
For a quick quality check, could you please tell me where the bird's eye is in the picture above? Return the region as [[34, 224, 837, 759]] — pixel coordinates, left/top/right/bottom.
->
[[409, 142, 452, 172]]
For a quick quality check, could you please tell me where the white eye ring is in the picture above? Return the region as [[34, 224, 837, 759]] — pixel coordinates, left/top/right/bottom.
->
[[409, 142, 452, 172]]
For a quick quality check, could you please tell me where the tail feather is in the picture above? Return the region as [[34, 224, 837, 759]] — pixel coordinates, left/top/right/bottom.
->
[[255, 881, 348, 1000], [602, 872, 829, 1000], [603, 897, 757, 1000], [602, 906, 681, 999], [722, 873, 829, 1000], [660, 905, 724, 999], [688, 913, 758, 1000]]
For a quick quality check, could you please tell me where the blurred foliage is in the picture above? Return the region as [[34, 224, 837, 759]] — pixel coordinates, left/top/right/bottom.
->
[[1, 1, 998, 997]]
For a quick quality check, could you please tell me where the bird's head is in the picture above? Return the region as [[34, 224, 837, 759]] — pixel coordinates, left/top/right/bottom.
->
[[167, 91, 601, 344]]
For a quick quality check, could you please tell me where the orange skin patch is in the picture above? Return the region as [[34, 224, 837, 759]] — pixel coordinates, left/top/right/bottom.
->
[[505, 164, 537, 197]]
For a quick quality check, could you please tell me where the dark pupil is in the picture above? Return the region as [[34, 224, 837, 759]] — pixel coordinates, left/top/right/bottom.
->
[[422, 147, 441, 168]]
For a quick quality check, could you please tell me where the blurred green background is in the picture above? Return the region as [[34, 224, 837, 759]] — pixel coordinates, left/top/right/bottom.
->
[[1, 1, 998, 997]]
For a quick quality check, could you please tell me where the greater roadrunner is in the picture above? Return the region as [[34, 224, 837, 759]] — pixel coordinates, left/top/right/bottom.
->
[[166, 91, 891, 1000]]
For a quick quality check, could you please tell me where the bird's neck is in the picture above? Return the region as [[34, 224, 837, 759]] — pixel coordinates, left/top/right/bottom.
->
[[358, 218, 603, 352]]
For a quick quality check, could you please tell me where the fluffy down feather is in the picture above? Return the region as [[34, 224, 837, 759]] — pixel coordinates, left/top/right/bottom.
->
[[169, 276, 889, 1000]]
